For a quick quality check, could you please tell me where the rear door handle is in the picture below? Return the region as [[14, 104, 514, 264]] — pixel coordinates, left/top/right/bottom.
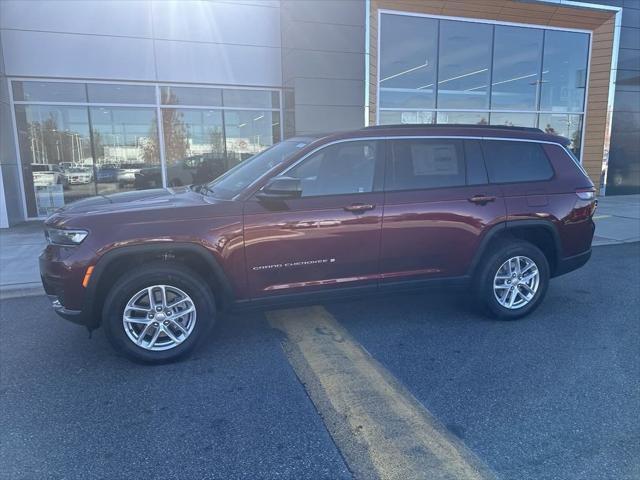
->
[[468, 195, 496, 205], [344, 203, 375, 213]]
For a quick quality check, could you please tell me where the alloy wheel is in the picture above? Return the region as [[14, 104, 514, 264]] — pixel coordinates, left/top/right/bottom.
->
[[493, 256, 540, 310], [122, 285, 197, 351]]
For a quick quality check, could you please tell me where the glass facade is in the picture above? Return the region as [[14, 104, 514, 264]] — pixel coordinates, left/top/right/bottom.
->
[[12, 81, 282, 217], [378, 13, 590, 158]]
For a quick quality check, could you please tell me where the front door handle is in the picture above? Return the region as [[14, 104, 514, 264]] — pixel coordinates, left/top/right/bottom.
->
[[344, 203, 375, 213], [468, 195, 496, 205]]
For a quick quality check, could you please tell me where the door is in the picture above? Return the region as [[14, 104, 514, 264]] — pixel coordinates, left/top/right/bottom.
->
[[244, 139, 385, 298], [480, 139, 556, 216], [380, 138, 506, 282]]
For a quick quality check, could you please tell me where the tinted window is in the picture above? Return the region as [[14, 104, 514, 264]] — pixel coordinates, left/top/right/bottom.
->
[[285, 141, 380, 197], [161, 86, 222, 106], [437, 20, 492, 109], [464, 140, 488, 185], [12, 81, 86, 102], [491, 26, 543, 111], [387, 139, 465, 191], [540, 30, 589, 113], [223, 89, 279, 109], [379, 14, 438, 109], [482, 141, 554, 183]]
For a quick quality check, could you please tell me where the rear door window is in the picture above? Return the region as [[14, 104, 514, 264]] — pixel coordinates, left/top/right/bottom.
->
[[481, 140, 554, 183], [386, 139, 466, 191]]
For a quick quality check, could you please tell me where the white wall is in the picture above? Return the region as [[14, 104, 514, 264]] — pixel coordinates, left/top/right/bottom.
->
[[0, 0, 283, 226], [0, 0, 282, 86]]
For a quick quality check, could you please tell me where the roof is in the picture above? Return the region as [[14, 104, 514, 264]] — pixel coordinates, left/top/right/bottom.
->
[[308, 123, 571, 146]]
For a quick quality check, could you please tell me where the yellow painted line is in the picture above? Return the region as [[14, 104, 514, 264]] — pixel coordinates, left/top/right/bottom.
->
[[593, 215, 611, 219], [268, 306, 496, 480]]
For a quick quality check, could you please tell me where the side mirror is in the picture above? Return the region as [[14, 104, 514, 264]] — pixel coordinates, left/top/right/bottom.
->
[[256, 177, 302, 201]]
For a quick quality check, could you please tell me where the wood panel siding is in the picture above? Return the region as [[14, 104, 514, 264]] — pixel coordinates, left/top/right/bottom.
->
[[369, 0, 617, 190]]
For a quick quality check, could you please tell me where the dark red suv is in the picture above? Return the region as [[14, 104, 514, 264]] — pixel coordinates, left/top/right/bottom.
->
[[40, 125, 596, 362]]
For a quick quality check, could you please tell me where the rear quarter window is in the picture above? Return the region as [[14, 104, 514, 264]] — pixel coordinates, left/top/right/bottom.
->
[[481, 140, 554, 184]]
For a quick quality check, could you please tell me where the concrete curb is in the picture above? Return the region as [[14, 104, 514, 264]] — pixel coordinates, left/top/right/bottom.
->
[[0, 283, 45, 301]]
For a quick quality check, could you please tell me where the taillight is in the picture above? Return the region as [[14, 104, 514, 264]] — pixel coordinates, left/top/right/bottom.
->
[[575, 188, 595, 200]]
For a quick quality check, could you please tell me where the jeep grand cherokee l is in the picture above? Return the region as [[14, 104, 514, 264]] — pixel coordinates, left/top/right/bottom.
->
[[40, 125, 596, 363]]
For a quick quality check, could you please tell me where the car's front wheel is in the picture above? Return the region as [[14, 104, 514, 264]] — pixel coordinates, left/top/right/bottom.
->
[[102, 263, 216, 363], [474, 239, 550, 319]]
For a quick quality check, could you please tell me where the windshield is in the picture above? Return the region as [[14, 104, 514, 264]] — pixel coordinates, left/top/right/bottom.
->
[[203, 139, 311, 199]]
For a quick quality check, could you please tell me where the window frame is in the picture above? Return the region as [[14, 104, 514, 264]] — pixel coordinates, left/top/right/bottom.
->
[[375, 10, 592, 166]]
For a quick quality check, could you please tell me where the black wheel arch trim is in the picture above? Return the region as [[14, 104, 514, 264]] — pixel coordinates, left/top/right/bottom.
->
[[468, 219, 564, 277], [83, 242, 234, 329]]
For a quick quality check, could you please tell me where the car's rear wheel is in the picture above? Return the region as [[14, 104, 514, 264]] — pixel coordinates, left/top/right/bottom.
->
[[474, 239, 549, 319], [102, 263, 215, 363]]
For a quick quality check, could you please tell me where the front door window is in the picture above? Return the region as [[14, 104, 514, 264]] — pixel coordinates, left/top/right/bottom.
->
[[283, 140, 380, 196]]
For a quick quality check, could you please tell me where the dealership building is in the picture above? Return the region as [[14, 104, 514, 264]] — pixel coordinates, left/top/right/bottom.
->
[[0, 0, 638, 227]]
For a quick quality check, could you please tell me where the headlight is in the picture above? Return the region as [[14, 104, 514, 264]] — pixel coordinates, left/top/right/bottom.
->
[[45, 228, 88, 246]]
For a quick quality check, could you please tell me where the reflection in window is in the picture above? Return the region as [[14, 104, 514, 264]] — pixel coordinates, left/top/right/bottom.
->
[[437, 20, 492, 109], [89, 107, 160, 194], [286, 141, 379, 197], [377, 15, 592, 163], [87, 84, 156, 104], [379, 14, 438, 109], [12, 81, 87, 103], [223, 89, 279, 109], [15, 105, 93, 217], [540, 30, 589, 113], [161, 86, 222, 106], [489, 112, 537, 127], [224, 110, 281, 169], [491, 26, 543, 110], [539, 113, 583, 157], [379, 110, 434, 125], [161, 109, 225, 187], [436, 111, 488, 125]]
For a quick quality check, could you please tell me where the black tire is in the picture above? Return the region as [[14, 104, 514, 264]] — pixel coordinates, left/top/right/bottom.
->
[[474, 239, 550, 319], [102, 262, 216, 363]]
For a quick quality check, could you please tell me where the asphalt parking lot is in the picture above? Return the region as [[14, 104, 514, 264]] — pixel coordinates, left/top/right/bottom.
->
[[1, 243, 638, 480]]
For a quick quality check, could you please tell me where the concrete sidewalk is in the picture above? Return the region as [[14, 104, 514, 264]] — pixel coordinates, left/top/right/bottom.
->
[[0, 221, 46, 299], [1, 194, 638, 299], [592, 194, 640, 245]]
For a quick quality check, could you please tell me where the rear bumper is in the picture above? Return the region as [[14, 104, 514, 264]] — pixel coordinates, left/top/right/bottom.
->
[[553, 248, 591, 277]]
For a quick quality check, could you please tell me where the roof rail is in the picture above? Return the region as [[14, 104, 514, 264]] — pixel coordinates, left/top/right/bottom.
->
[[362, 124, 544, 133]]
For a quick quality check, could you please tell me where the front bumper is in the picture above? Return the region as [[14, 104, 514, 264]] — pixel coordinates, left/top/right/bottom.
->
[[46, 295, 86, 325], [40, 248, 95, 328]]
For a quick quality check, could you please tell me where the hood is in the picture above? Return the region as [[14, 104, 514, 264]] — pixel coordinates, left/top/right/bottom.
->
[[46, 187, 230, 224]]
